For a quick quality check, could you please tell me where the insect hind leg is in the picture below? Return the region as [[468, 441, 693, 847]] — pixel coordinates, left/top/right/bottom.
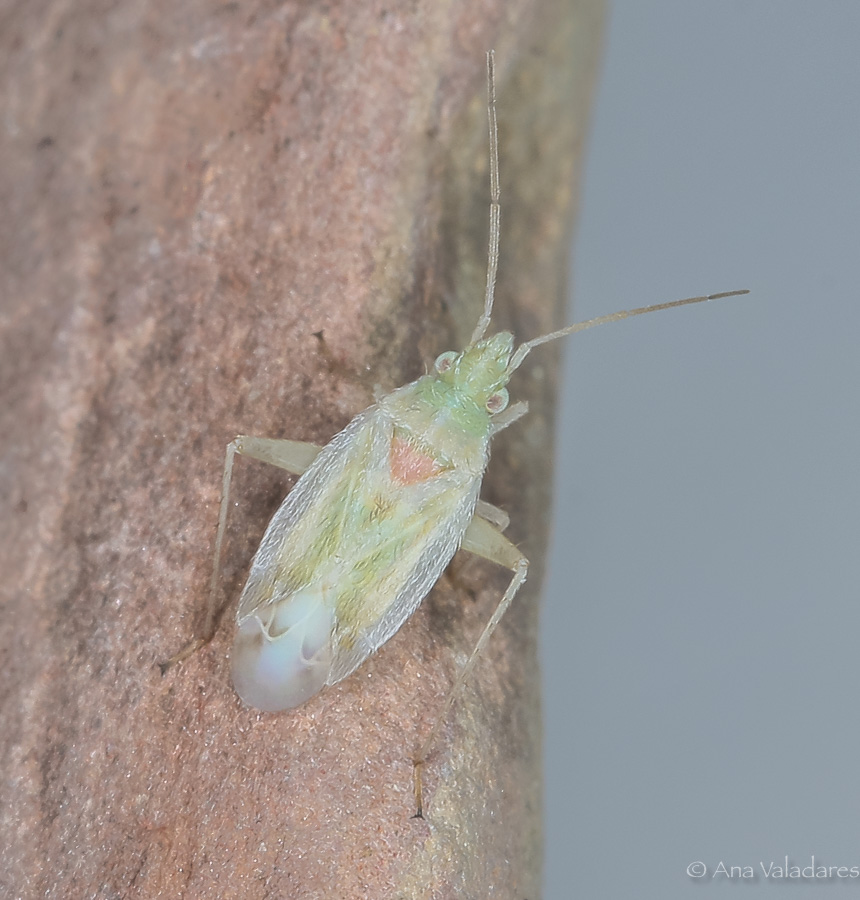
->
[[159, 435, 323, 673], [475, 499, 510, 532], [412, 514, 529, 818]]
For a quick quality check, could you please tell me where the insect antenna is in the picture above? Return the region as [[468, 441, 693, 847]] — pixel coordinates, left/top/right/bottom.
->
[[506, 289, 751, 374], [468, 49, 501, 347]]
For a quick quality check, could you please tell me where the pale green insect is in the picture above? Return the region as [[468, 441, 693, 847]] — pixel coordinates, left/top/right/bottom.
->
[[166, 52, 746, 812]]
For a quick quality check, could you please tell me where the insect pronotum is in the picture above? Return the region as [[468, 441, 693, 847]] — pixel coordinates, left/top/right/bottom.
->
[[164, 51, 748, 818]]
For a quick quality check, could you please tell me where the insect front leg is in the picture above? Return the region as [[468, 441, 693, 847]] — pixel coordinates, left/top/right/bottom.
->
[[413, 514, 529, 818], [159, 436, 322, 672], [488, 399, 528, 435]]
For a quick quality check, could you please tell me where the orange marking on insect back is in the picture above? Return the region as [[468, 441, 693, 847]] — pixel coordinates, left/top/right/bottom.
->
[[390, 435, 442, 486]]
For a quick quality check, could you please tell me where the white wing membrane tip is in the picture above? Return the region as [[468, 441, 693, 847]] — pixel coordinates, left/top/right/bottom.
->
[[231, 588, 334, 712]]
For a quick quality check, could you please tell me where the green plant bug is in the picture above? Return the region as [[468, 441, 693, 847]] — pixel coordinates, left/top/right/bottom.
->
[[163, 51, 747, 817]]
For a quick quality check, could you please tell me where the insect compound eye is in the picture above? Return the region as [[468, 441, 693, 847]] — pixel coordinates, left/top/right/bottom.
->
[[486, 388, 509, 414], [434, 351, 457, 373]]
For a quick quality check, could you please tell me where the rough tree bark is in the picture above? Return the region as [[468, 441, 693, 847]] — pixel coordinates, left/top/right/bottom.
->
[[0, 1, 604, 897]]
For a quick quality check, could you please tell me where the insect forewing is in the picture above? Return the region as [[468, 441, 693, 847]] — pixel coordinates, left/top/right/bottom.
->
[[231, 398, 484, 712]]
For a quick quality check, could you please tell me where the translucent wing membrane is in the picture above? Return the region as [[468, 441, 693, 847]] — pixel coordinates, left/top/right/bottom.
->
[[231, 404, 483, 711]]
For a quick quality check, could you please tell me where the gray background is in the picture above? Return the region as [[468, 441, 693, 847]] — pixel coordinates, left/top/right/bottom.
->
[[542, 2, 860, 896]]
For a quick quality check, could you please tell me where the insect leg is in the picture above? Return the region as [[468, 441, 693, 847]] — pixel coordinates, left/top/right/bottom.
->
[[159, 436, 323, 671], [224, 436, 323, 475], [475, 499, 510, 532], [413, 515, 529, 817], [488, 400, 528, 435]]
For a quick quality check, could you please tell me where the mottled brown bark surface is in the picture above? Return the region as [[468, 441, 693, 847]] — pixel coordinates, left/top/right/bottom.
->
[[0, 1, 604, 897]]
